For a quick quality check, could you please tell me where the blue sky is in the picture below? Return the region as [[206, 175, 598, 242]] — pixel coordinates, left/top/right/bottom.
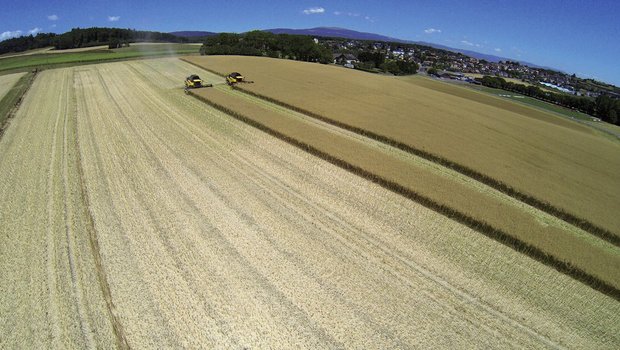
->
[[1, 0, 619, 85]]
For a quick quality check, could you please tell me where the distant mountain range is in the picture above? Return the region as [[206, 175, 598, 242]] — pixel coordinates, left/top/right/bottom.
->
[[266, 27, 402, 43], [264, 27, 549, 68], [170, 27, 546, 68]]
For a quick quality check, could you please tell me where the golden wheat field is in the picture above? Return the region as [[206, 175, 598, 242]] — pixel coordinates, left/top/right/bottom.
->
[[184, 55, 620, 237], [397, 75, 591, 130], [1, 58, 619, 348]]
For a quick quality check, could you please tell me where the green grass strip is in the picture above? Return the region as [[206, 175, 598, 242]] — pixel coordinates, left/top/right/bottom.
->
[[0, 50, 199, 74]]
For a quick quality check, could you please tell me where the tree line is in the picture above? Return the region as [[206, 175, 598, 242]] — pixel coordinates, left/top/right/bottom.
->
[[200, 31, 333, 64], [0, 33, 57, 55], [476, 76, 619, 125], [357, 51, 418, 75], [54, 28, 187, 49], [0, 28, 188, 54]]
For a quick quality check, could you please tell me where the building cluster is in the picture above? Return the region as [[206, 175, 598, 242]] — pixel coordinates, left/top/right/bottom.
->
[[319, 37, 618, 98]]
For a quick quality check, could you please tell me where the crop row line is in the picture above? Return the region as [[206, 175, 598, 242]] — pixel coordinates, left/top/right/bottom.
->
[[234, 85, 619, 246], [72, 74, 130, 350], [180, 57, 618, 245], [188, 90, 620, 301]]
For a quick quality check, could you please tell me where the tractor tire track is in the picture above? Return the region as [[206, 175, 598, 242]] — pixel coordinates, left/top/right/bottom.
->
[[1, 69, 118, 348], [73, 76, 131, 350]]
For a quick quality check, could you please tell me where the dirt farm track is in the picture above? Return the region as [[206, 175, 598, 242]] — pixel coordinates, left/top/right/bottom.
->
[[0, 58, 618, 348]]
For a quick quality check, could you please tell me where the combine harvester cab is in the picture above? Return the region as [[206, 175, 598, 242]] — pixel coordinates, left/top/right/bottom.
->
[[184, 74, 212, 93], [226, 72, 254, 86]]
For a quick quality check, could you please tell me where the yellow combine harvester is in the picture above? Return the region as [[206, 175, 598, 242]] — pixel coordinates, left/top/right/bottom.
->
[[184, 74, 212, 93], [226, 72, 254, 86]]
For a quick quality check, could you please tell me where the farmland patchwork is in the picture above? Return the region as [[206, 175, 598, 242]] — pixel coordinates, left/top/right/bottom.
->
[[0, 58, 618, 348]]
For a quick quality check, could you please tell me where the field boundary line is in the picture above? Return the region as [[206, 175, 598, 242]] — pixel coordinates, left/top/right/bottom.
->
[[0, 71, 37, 141], [72, 74, 131, 350], [188, 90, 620, 301], [179, 57, 619, 245], [240, 86, 619, 245], [236, 86, 619, 245]]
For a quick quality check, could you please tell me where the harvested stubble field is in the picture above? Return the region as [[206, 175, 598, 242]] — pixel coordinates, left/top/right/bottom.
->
[[183, 56, 620, 238], [1, 58, 619, 348]]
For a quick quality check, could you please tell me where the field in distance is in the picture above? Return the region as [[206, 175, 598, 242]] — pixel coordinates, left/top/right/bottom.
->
[[184, 55, 620, 237], [402, 75, 620, 139], [0, 42, 201, 73], [1, 58, 618, 348]]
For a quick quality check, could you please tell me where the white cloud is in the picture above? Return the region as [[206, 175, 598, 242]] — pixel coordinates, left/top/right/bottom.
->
[[333, 11, 361, 17], [494, 48, 502, 52], [334, 10, 372, 21], [51, 24, 57, 28], [424, 28, 441, 34], [47, 14, 59, 21], [303, 7, 325, 15], [0, 30, 23, 41], [461, 40, 482, 48], [364, 15, 375, 22], [28, 27, 42, 35], [108, 16, 120, 22]]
